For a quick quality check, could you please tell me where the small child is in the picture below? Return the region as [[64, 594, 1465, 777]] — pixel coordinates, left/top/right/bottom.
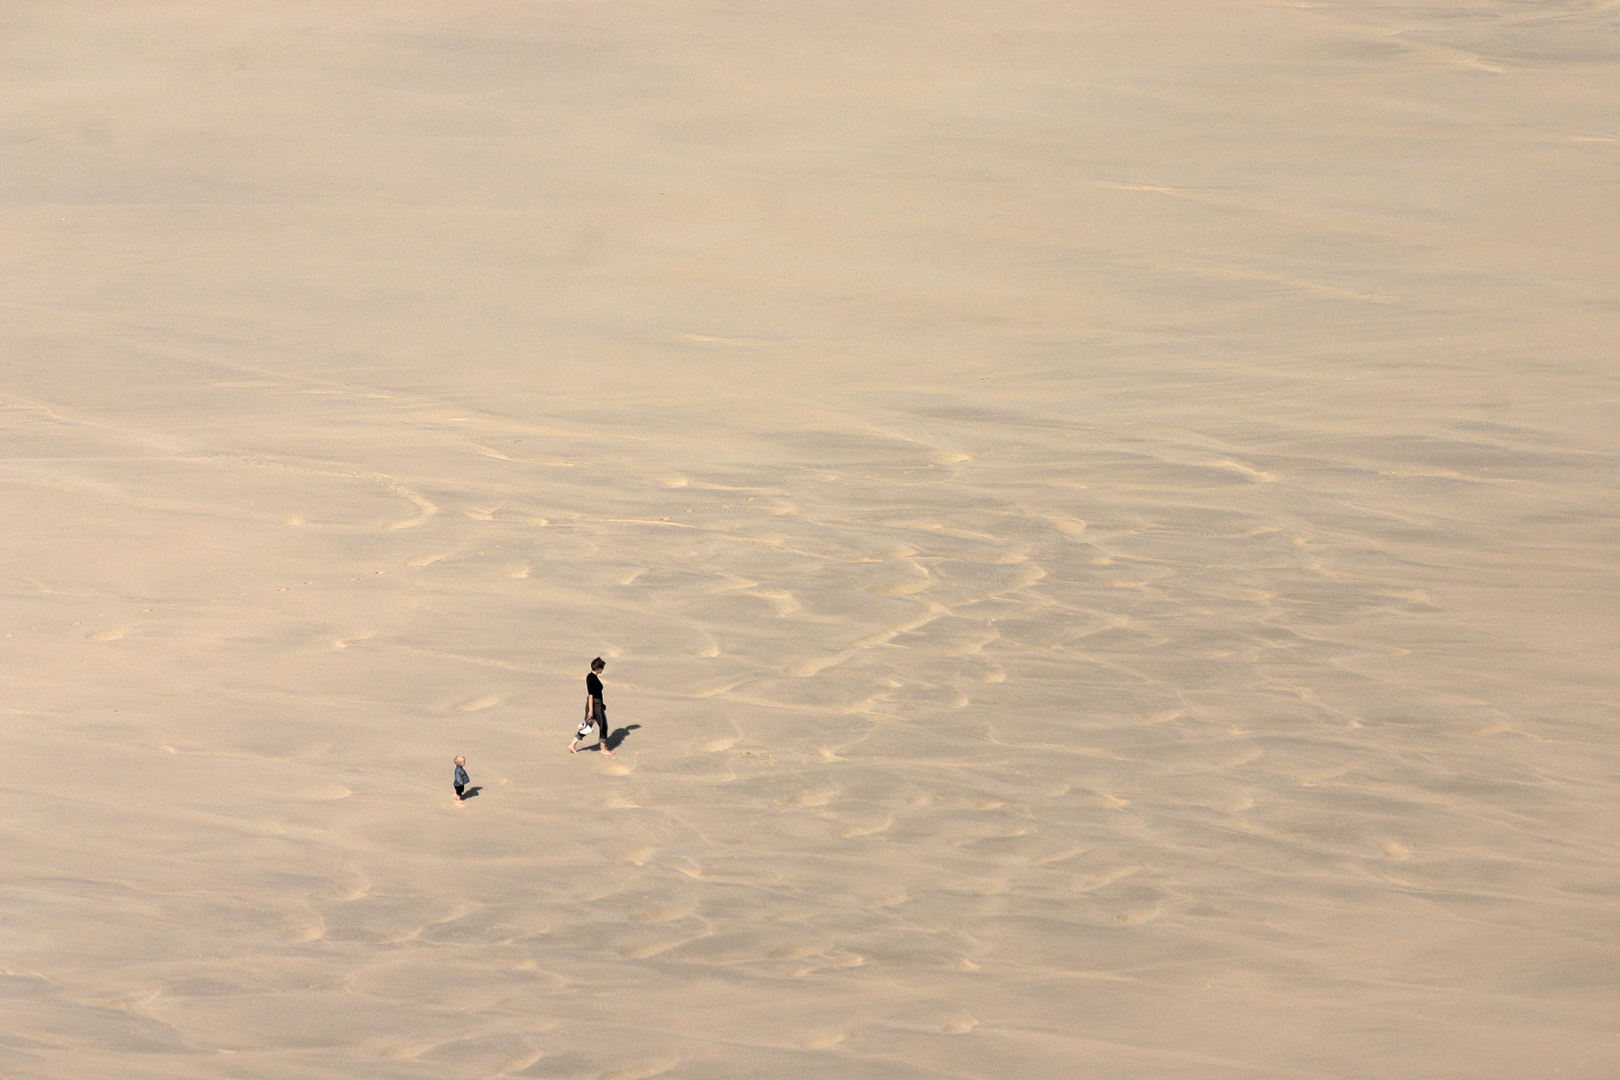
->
[[453, 756, 469, 801]]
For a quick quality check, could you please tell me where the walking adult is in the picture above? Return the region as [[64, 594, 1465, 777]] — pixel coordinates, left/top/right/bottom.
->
[[570, 657, 612, 755]]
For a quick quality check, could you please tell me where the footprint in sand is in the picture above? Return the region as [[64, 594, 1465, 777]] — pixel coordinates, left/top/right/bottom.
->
[[778, 788, 838, 809], [455, 694, 502, 712], [279, 912, 325, 942], [786, 655, 844, 678], [1000, 566, 1047, 591], [498, 1049, 545, 1074], [837, 816, 893, 838], [104, 989, 162, 1010], [943, 1017, 979, 1034], [615, 847, 657, 866], [1027, 846, 1086, 866], [1112, 908, 1160, 925], [385, 489, 438, 529], [940, 633, 999, 657], [84, 627, 128, 641], [313, 870, 370, 901], [690, 677, 749, 698], [871, 580, 930, 597], [746, 587, 800, 615], [768, 942, 825, 961], [633, 906, 696, 924], [696, 736, 737, 752], [1297, 766, 1350, 787], [1084, 866, 1142, 890], [381, 1041, 439, 1061], [600, 1058, 681, 1080], [618, 940, 685, 960], [1193, 459, 1274, 482], [800, 1032, 847, 1050]]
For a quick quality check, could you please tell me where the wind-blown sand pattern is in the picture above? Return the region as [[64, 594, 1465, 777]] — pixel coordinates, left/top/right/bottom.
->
[[4, 3, 1618, 1078]]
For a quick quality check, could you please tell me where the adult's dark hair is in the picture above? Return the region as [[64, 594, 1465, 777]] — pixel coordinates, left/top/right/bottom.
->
[[591, 657, 605, 671]]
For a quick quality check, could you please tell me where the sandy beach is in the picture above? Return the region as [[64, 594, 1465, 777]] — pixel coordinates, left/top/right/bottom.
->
[[4, 2, 1618, 1077]]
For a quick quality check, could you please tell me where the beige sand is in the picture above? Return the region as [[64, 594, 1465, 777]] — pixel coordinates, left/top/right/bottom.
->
[[4, 2, 1618, 1077]]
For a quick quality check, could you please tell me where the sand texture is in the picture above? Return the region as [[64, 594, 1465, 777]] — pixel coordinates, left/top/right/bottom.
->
[[4, 2, 1619, 1077]]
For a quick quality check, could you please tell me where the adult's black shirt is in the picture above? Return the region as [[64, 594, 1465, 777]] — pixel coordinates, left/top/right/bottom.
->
[[586, 672, 603, 701]]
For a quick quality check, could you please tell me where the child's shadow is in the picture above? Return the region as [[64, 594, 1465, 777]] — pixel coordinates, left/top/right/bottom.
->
[[459, 786, 483, 800], [603, 724, 642, 751]]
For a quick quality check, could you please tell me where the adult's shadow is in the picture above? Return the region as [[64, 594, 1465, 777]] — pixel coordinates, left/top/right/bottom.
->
[[460, 786, 482, 800], [604, 724, 642, 751]]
